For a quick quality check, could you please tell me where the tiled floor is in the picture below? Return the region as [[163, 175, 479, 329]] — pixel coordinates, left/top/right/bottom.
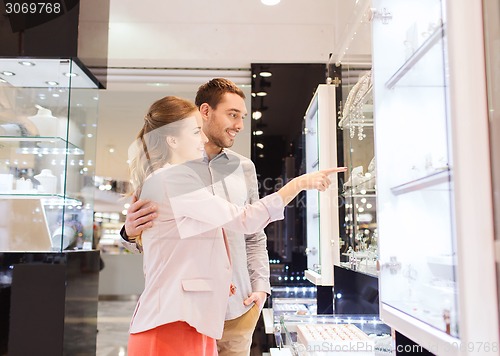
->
[[96, 299, 137, 356]]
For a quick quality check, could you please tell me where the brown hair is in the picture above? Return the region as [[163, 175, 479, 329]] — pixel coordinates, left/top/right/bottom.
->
[[128, 96, 197, 197], [195, 78, 245, 109]]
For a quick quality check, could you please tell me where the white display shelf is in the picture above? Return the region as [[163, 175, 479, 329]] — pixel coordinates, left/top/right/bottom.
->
[[386, 23, 444, 89], [0, 193, 81, 206], [390, 168, 450, 195]]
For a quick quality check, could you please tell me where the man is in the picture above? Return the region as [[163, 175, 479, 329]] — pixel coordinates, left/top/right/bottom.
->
[[121, 78, 269, 355]]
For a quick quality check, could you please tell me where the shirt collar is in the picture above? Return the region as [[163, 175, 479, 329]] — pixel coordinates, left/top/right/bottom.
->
[[204, 148, 230, 163]]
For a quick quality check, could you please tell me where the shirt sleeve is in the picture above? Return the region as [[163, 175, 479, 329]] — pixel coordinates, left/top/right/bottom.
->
[[242, 160, 272, 295], [119, 226, 141, 254]]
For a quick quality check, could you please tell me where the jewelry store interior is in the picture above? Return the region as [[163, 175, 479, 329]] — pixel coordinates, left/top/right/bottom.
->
[[1, 0, 500, 355]]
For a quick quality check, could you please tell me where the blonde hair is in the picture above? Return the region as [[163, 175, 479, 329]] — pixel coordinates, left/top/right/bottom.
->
[[128, 96, 198, 197]]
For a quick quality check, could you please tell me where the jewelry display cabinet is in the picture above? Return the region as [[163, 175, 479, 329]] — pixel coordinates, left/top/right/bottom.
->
[[338, 68, 377, 278], [0, 58, 98, 252], [275, 314, 392, 356], [303, 84, 340, 287], [372, 0, 499, 353], [0, 57, 101, 355]]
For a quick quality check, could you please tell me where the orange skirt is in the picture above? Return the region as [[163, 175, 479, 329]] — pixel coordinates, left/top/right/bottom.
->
[[128, 321, 218, 356]]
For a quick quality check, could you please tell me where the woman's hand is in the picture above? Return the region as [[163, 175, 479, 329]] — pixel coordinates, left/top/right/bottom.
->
[[277, 167, 347, 206], [296, 167, 348, 191]]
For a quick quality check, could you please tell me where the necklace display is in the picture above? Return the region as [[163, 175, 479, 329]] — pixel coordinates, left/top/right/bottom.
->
[[338, 70, 373, 141]]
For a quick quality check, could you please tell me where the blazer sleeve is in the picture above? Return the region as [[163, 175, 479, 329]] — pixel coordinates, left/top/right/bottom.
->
[[141, 164, 285, 239]]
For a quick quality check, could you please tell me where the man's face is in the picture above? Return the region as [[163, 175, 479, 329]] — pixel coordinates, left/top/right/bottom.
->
[[203, 92, 247, 149]]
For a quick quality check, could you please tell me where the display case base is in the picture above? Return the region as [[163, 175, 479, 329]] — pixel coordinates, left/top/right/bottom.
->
[[0, 250, 100, 356]]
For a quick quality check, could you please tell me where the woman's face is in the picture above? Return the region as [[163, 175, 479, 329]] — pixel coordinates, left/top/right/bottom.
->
[[171, 112, 207, 162]]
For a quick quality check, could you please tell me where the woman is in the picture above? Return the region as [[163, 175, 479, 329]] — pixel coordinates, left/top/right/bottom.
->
[[127, 96, 345, 355]]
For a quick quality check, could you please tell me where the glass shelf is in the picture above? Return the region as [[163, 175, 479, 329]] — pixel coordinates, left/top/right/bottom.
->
[[342, 181, 376, 196], [390, 168, 450, 195], [386, 23, 444, 89], [0, 136, 85, 155], [0, 193, 81, 206]]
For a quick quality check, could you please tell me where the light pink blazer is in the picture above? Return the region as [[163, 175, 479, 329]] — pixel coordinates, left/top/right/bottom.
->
[[129, 163, 284, 339]]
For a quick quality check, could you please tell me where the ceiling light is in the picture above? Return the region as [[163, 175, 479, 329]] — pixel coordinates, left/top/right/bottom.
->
[[46, 81, 59, 86], [63, 72, 78, 77], [253, 130, 264, 136], [256, 143, 264, 149], [259, 71, 272, 77], [1, 71, 15, 76], [252, 111, 262, 120], [0, 78, 6, 83], [258, 154, 265, 158], [256, 91, 267, 97], [146, 82, 169, 87], [261, 0, 280, 5], [251, 92, 256, 97], [19, 61, 35, 66]]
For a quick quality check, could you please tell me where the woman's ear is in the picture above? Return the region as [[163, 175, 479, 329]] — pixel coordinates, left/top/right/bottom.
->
[[166, 136, 177, 149], [199, 103, 210, 121]]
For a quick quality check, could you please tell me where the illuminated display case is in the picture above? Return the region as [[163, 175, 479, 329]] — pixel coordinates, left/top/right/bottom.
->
[[324, 0, 378, 278], [372, 0, 499, 353], [303, 84, 340, 286], [0, 57, 98, 252], [0, 58, 101, 355], [339, 68, 376, 277], [276, 314, 392, 355]]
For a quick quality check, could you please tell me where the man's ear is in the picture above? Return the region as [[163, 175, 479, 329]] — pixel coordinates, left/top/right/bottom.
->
[[199, 103, 210, 121], [166, 136, 177, 148]]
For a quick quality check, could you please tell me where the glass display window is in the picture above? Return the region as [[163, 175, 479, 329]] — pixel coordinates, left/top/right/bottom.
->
[[0, 58, 98, 252], [372, 0, 500, 352], [303, 84, 340, 286]]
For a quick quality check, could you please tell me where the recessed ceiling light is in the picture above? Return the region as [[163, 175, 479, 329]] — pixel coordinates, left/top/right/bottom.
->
[[261, 0, 280, 5], [256, 143, 264, 149], [259, 71, 272, 77], [1, 71, 15, 76], [256, 92, 267, 97], [0, 78, 6, 83], [19, 61, 35, 66], [64, 72, 78, 77], [146, 82, 169, 87], [253, 130, 264, 136], [46, 81, 59, 86], [252, 111, 262, 120]]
